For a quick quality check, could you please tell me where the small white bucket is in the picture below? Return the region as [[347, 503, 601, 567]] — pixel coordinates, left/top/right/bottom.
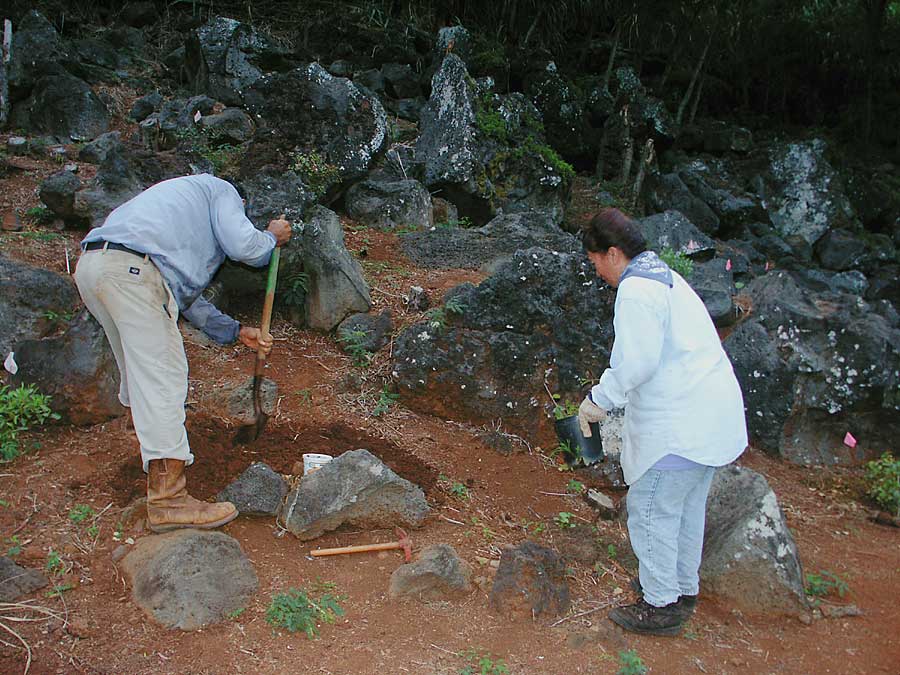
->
[[302, 453, 333, 475]]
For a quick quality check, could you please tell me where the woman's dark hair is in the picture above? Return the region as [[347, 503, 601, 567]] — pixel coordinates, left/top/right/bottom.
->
[[581, 208, 647, 258]]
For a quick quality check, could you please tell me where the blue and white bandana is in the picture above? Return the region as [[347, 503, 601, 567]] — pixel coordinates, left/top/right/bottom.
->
[[618, 250, 673, 287]]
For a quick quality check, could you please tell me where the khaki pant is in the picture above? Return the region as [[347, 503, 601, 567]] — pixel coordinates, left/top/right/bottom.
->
[[74, 247, 193, 471]]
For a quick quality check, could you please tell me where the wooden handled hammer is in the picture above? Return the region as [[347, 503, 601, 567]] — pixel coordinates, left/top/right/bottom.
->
[[310, 528, 412, 563]]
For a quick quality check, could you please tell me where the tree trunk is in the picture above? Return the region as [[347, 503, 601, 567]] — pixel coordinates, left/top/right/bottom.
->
[[0, 19, 11, 129], [863, 0, 888, 145], [521, 8, 542, 49], [595, 121, 610, 179], [602, 20, 622, 91], [676, 38, 710, 127], [688, 73, 705, 125], [619, 106, 633, 186], [632, 138, 655, 206]]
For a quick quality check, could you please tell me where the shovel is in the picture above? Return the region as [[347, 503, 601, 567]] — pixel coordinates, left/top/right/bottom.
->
[[233, 246, 281, 445]]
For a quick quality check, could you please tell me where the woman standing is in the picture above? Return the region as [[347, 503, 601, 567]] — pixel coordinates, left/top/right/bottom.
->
[[577, 208, 748, 636]]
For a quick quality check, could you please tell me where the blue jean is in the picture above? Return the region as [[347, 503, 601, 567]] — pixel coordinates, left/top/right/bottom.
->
[[626, 465, 717, 607]]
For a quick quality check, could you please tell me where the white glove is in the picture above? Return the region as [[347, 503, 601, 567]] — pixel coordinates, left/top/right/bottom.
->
[[578, 396, 607, 437]]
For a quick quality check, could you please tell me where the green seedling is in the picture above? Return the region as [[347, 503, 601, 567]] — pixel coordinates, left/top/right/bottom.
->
[[458, 648, 509, 675], [372, 385, 399, 417], [296, 389, 313, 405], [68, 504, 95, 524], [658, 247, 694, 278], [617, 649, 648, 675], [607, 543, 618, 560], [282, 272, 310, 308], [552, 397, 580, 420], [265, 583, 345, 638], [566, 479, 585, 494], [805, 570, 849, 599], [337, 328, 373, 368], [45, 583, 74, 598], [555, 512, 577, 529], [1, 384, 59, 462], [5, 535, 22, 558], [45, 550, 65, 577]]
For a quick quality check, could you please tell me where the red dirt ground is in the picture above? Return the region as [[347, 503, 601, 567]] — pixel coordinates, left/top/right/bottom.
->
[[1, 146, 899, 675]]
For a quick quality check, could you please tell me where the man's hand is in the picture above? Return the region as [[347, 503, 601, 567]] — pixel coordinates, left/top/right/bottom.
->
[[578, 396, 607, 437], [239, 326, 273, 355], [267, 213, 292, 247]]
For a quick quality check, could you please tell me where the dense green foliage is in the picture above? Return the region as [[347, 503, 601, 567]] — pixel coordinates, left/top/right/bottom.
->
[[0, 385, 59, 461], [265, 584, 345, 638], [865, 452, 900, 516]]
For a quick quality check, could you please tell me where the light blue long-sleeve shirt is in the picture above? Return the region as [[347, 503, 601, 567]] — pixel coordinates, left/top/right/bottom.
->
[[82, 174, 276, 344]]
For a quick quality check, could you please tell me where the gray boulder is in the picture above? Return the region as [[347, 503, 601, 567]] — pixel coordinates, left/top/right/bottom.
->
[[724, 271, 900, 465], [244, 63, 387, 184], [301, 206, 372, 331], [762, 139, 858, 246], [337, 311, 392, 353], [642, 172, 720, 236], [281, 449, 430, 540], [39, 170, 82, 221], [611, 66, 676, 145], [207, 376, 277, 427], [813, 228, 869, 271], [200, 107, 255, 145], [128, 91, 163, 122], [524, 62, 594, 166], [10, 311, 124, 425], [0, 255, 79, 357], [490, 542, 570, 619], [122, 530, 258, 631], [701, 465, 807, 614], [78, 131, 122, 164], [17, 72, 110, 141], [217, 462, 288, 516], [689, 258, 736, 327], [0, 557, 48, 601], [393, 247, 615, 445], [188, 16, 291, 106], [416, 55, 572, 225], [400, 209, 578, 271], [8, 11, 68, 92], [382, 63, 420, 99], [345, 179, 433, 230], [638, 210, 716, 259], [389, 544, 472, 601]]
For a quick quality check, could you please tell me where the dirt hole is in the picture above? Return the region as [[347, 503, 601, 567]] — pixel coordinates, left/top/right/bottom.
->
[[110, 415, 440, 505]]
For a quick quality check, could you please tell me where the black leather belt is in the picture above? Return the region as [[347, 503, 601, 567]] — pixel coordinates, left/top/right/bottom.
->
[[83, 241, 147, 258]]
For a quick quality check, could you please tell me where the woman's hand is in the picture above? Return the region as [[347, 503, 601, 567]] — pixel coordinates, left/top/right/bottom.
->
[[239, 326, 273, 355], [578, 396, 607, 437]]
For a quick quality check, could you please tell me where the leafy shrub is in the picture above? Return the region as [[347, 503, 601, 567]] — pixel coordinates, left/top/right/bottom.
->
[[372, 385, 399, 417], [282, 272, 309, 308], [864, 452, 900, 516], [617, 649, 648, 675], [289, 150, 340, 197], [25, 206, 55, 225], [337, 328, 373, 368], [805, 570, 849, 599], [0, 385, 59, 462], [658, 247, 694, 278], [265, 584, 345, 638]]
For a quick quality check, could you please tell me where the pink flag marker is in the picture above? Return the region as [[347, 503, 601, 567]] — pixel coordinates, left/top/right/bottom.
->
[[843, 432, 857, 448], [726, 259, 732, 271]]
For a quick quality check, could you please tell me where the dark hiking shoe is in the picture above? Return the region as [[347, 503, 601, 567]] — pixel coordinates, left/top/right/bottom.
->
[[609, 598, 685, 636], [629, 577, 697, 616]]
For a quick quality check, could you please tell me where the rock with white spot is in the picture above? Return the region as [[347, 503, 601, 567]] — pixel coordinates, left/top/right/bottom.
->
[[280, 449, 430, 540], [701, 465, 807, 615]]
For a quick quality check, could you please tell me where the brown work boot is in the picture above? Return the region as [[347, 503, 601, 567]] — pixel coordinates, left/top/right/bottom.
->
[[146, 459, 238, 533]]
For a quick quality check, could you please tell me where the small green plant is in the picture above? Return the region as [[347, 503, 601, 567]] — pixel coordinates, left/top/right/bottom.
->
[[450, 482, 470, 499], [550, 439, 582, 465], [289, 150, 341, 198], [372, 385, 399, 417], [617, 649, 648, 675], [68, 504, 95, 524], [11, 231, 63, 242], [607, 543, 618, 560], [658, 247, 694, 278], [42, 310, 73, 326], [282, 272, 309, 308], [0, 498, 8, 508], [554, 512, 577, 529], [45, 550, 66, 577], [1, 384, 60, 462], [445, 297, 468, 316], [296, 389, 313, 405], [566, 479, 585, 494], [458, 648, 510, 675], [176, 126, 246, 179], [5, 535, 22, 558], [25, 206, 54, 225], [551, 396, 580, 420], [86, 524, 100, 538], [435, 216, 472, 229], [227, 607, 246, 620], [46, 582, 75, 598], [265, 583, 345, 638], [805, 570, 849, 599], [864, 452, 900, 517], [337, 328, 373, 368]]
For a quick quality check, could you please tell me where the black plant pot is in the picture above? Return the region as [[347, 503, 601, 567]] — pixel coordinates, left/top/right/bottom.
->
[[554, 415, 604, 465]]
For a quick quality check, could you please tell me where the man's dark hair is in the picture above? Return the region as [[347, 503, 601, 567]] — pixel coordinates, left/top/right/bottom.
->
[[581, 208, 647, 258]]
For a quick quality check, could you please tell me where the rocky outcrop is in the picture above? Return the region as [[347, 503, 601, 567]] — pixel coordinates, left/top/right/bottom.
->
[[344, 179, 433, 230], [280, 449, 430, 540], [701, 465, 807, 614], [0, 255, 79, 357], [724, 271, 900, 465], [9, 311, 124, 425], [393, 247, 615, 444]]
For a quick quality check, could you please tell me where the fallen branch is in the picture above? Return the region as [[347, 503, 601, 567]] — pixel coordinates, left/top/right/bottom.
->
[[549, 600, 615, 627]]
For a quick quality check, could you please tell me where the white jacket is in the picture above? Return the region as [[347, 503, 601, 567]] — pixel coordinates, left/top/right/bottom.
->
[[590, 272, 748, 484]]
